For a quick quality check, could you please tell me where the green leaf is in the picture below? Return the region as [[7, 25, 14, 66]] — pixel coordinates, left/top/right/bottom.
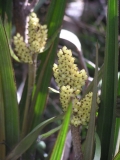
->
[[5, 114, 63, 160], [46, 0, 67, 39], [113, 118, 120, 156], [0, 17, 19, 151], [83, 44, 98, 160], [9, 45, 21, 62], [97, 1, 118, 159], [113, 152, 120, 160], [93, 133, 101, 160], [0, 0, 12, 38], [50, 102, 72, 160], [39, 125, 61, 140], [0, 73, 5, 159], [113, 76, 120, 155]]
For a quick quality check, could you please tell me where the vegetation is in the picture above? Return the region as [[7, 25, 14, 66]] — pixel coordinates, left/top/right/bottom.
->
[[0, 0, 119, 160]]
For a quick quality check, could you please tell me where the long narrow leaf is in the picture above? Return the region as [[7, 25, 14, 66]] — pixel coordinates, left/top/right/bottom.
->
[[5, 114, 63, 160], [0, 0, 12, 38], [93, 133, 101, 160], [39, 125, 61, 140], [0, 73, 5, 159], [83, 44, 98, 160], [97, 1, 118, 159], [50, 102, 72, 160], [113, 76, 120, 155], [46, 0, 67, 38], [113, 152, 120, 160], [113, 118, 120, 156], [0, 17, 19, 151]]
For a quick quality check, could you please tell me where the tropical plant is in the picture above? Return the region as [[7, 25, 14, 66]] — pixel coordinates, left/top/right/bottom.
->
[[0, 0, 119, 160]]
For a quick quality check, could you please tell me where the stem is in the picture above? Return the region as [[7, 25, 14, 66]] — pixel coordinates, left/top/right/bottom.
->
[[71, 125, 83, 160], [21, 54, 37, 138]]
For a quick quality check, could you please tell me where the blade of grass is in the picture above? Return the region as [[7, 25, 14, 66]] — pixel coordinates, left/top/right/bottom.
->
[[83, 44, 98, 160], [93, 133, 101, 160], [5, 114, 63, 160], [50, 102, 72, 160], [39, 125, 61, 140], [113, 118, 120, 156], [9, 45, 21, 62], [46, 0, 67, 39], [0, 73, 5, 159], [113, 152, 120, 160], [97, 0, 118, 159], [0, 17, 19, 151], [113, 76, 120, 156], [0, 0, 12, 38]]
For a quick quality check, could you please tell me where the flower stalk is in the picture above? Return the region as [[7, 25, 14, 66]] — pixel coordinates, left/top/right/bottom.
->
[[71, 125, 83, 160]]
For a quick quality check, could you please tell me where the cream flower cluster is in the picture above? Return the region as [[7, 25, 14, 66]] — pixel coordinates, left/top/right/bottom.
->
[[14, 33, 33, 64], [53, 46, 100, 127], [28, 12, 47, 53], [13, 12, 47, 64], [71, 92, 100, 126], [53, 46, 88, 94], [60, 85, 73, 112]]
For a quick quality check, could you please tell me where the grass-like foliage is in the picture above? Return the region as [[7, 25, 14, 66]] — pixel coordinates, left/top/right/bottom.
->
[[0, 0, 119, 160]]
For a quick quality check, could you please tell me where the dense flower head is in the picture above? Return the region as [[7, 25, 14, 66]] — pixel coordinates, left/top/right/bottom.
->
[[53, 46, 100, 127], [71, 92, 100, 127], [53, 46, 88, 94], [72, 92, 93, 126], [13, 12, 48, 64], [60, 85, 73, 112], [53, 46, 88, 113], [13, 33, 33, 64], [28, 12, 48, 53]]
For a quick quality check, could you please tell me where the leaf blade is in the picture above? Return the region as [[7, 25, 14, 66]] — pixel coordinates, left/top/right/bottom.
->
[[97, 1, 118, 159], [5, 114, 63, 160], [83, 44, 98, 160], [0, 73, 5, 159], [0, 17, 19, 151], [50, 102, 72, 160]]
